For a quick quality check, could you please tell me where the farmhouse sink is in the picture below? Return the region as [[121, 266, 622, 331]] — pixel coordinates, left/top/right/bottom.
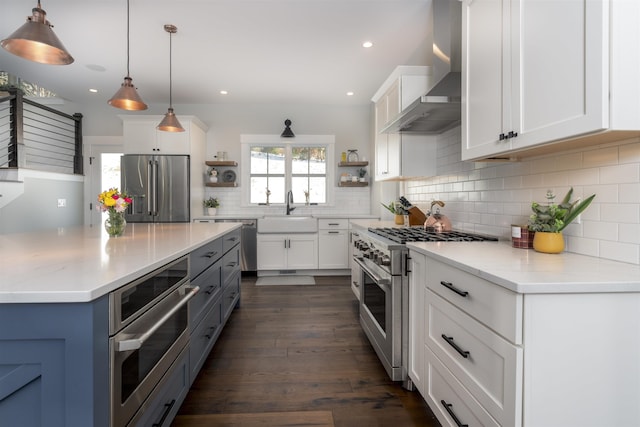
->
[[258, 216, 318, 233]]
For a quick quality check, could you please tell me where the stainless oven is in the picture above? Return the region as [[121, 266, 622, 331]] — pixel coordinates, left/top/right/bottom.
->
[[352, 226, 498, 390], [353, 234, 410, 388], [109, 255, 198, 427]]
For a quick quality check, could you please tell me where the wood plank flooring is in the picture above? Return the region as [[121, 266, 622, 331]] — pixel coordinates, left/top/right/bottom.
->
[[172, 275, 441, 427]]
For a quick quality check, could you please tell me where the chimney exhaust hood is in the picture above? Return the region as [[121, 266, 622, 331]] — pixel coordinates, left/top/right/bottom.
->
[[381, 0, 462, 135]]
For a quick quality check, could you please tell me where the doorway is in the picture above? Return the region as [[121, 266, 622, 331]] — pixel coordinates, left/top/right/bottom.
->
[[86, 144, 123, 227]]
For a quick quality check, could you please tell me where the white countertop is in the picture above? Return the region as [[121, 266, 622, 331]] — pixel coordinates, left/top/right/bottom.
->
[[0, 222, 241, 304], [194, 214, 379, 221], [408, 241, 640, 294]]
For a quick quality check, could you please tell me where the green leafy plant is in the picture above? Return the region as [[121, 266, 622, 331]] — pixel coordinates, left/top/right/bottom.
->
[[357, 168, 367, 178], [528, 188, 595, 232], [203, 196, 220, 208], [381, 201, 407, 215]]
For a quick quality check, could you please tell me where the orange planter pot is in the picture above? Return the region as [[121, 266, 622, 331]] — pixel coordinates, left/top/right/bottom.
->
[[533, 232, 565, 254]]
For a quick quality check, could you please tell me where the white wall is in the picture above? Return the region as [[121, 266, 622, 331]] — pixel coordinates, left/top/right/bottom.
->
[[402, 127, 640, 265]]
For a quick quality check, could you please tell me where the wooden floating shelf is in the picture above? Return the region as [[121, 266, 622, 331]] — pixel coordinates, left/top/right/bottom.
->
[[338, 161, 369, 167], [206, 182, 238, 187], [338, 182, 368, 187], [205, 160, 238, 167]]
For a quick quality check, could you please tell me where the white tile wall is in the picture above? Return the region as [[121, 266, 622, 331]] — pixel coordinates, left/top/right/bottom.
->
[[403, 127, 640, 265]]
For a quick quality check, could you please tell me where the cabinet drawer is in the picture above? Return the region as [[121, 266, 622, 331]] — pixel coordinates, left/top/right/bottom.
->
[[221, 246, 241, 284], [425, 346, 500, 427], [426, 258, 522, 344], [190, 238, 223, 279], [222, 272, 240, 321], [426, 289, 522, 427], [188, 261, 221, 332], [318, 218, 348, 229], [189, 300, 222, 385], [129, 346, 190, 427], [222, 228, 241, 253]]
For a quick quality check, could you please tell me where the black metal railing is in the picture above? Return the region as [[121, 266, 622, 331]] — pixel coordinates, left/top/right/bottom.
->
[[0, 88, 83, 175]]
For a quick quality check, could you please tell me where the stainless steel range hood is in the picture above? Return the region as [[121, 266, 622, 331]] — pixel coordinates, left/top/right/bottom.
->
[[381, 0, 461, 134]]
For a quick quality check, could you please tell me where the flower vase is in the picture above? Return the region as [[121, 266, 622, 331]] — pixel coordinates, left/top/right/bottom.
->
[[394, 214, 404, 225], [533, 231, 565, 254], [207, 207, 217, 216], [105, 211, 127, 237]]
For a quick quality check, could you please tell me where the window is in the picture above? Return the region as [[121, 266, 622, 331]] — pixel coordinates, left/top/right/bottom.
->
[[241, 135, 334, 206]]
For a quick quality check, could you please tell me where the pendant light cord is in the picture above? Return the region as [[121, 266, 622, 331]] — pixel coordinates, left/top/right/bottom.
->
[[126, 0, 130, 77], [168, 29, 173, 108]]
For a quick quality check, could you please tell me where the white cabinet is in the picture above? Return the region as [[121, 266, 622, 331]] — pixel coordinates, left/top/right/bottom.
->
[[462, 0, 640, 161], [120, 115, 207, 155], [410, 250, 640, 427], [318, 219, 349, 269], [257, 234, 318, 270], [372, 67, 437, 180]]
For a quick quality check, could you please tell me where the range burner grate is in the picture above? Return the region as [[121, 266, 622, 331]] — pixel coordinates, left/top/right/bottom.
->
[[368, 227, 498, 244]]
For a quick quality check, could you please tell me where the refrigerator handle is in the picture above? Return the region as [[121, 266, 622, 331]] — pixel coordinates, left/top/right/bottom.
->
[[151, 160, 159, 215], [147, 161, 154, 216]]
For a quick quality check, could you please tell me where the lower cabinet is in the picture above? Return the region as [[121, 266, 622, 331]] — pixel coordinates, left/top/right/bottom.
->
[[189, 301, 222, 384], [409, 250, 640, 427], [129, 347, 190, 427], [257, 233, 318, 270], [318, 219, 349, 269]]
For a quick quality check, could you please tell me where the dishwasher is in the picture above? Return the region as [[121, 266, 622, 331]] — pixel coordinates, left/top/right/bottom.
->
[[214, 219, 257, 273]]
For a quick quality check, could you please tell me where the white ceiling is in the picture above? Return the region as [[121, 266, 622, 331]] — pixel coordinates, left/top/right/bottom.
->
[[0, 0, 433, 108]]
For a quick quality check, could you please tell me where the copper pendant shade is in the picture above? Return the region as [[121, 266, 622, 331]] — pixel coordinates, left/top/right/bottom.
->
[[1, 1, 74, 65], [108, 0, 147, 111], [158, 24, 184, 132]]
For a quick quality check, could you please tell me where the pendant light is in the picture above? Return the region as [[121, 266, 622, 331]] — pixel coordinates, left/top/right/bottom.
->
[[157, 24, 184, 132], [108, 0, 148, 111], [1, 1, 74, 65], [281, 119, 295, 138]]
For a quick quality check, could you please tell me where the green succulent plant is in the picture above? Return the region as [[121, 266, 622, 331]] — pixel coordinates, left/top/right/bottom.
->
[[528, 188, 595, 233]]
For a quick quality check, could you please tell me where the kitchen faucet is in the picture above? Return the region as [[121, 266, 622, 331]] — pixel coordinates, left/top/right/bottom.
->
[[286, 190, 295, 215]]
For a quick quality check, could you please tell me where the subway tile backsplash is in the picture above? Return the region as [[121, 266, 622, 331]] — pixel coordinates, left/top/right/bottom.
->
[[403, 127, 640, 265]]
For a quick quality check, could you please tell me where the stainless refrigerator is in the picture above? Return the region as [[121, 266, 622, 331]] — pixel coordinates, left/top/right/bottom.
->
[[121, 154, 190, 222]]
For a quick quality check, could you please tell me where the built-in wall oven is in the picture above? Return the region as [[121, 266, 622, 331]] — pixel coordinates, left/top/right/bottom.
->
[[353, 226, 499, 390], [109, 255, 199, 427]]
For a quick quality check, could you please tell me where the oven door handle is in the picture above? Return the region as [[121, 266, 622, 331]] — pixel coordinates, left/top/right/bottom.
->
[[116, 285, 200, 352], [354, 257, 391, 286]]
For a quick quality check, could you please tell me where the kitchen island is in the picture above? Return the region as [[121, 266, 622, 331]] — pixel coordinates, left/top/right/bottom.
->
[[407, 241, 640, 427], [0, 222, 242, 427]]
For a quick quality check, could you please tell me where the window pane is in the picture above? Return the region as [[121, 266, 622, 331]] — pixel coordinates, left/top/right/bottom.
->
[[291, 177, 309, 202], [310, 147, 326, 174], [309, 177, 326, 203], [250, 176, 285, 204], [250, 177, 268, 204], [291, 147, 309, 174], [267, 177, 285, 203], [250, 146, 285, 174]]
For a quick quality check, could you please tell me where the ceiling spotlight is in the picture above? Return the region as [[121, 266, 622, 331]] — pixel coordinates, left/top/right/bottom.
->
[[220, 90, 228, 95], [158, 24, 184, 133], [346, 91, 354, 96], [1, 1, 74, 65], [108, 0, 148, 111], [281, 119, 294, 138], [362, 41, 373, 48]]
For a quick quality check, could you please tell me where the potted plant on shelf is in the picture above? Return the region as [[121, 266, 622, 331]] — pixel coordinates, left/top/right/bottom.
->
[[203, 196, 220, 216], [208, 168, 218, 183], [357, 168, 367, 183], [528, 187, 595, 253], [381, 200, 407, 225]]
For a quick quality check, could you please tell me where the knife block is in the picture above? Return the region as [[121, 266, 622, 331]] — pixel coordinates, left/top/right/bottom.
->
[[407, 207, 427, 226]]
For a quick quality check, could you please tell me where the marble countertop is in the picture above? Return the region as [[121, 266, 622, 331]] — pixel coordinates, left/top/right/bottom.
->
[[194, 214, 379, 221], [408, 241, 640, 294], [0, 222, 241, 304]]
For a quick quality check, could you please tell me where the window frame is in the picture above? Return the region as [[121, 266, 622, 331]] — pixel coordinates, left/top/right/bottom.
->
[[240, 134, 335, 207]]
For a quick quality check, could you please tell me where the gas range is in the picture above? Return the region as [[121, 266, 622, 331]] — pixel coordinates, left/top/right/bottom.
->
[[368, 226, 499, 244]]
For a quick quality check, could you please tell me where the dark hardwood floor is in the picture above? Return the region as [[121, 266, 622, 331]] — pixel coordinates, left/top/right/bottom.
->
[[172, 275, 441, 427]]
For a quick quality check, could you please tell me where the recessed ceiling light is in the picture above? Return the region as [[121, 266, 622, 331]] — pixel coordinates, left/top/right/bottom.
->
[[220, 90, 228, 95], [346, 91, 354, 96], [89, 88, 98, 93], [362, 41, 373, 48]]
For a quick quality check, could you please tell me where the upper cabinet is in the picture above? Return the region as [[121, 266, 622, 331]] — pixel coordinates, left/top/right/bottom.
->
[[372, 66, 437, 181], [462, 0, 640, 161], [120, 115, 208, 155]]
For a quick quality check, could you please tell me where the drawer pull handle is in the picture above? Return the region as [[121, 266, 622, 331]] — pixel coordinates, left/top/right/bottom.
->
[[328, 223, 340, 226], [205, 325, 219, 340], [205, 251, 218, 258], [440, 400, 468, 427], [205, 285, 216, 294], [440, 281, 468, 297], [152, 399, 176, 427], [442, 334, 470, 359]]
